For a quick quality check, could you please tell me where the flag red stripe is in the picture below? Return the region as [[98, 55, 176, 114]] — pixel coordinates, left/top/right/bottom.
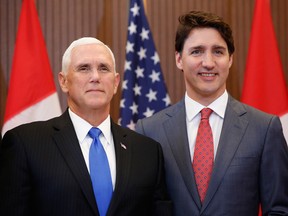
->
[[241, 0, 288, 116]]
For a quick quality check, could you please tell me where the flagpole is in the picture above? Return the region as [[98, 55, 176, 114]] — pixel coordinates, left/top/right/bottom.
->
[[143, 0, 147, 13]]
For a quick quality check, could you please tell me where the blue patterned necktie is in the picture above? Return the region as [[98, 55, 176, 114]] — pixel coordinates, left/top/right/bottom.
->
[[88, 127, 113, 216]]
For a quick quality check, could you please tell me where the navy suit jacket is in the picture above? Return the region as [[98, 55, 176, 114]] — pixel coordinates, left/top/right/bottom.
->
[[0, 110, 172, 216], [136, 96, 288, 216]]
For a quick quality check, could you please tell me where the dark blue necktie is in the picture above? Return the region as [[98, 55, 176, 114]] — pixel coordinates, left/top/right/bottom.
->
[[88, 127, 113, 216]]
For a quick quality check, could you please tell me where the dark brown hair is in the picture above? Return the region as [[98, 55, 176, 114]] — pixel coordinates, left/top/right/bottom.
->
[[175, 11, 235, 56]]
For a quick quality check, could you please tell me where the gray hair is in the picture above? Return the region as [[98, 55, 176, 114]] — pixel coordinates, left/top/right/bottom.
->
[[61, 37, 116, 74]]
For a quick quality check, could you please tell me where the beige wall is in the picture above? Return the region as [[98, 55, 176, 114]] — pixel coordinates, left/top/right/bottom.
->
[[1, 0, 288, 125]]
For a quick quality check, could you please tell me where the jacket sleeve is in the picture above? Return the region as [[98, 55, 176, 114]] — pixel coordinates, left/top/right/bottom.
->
[[260, 116, 288, 215], [0, 130, 32, 216], [152, 141, 173, 216]]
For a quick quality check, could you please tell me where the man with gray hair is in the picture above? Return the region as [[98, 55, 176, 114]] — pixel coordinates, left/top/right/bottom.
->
[[0, 37, 172, 216]]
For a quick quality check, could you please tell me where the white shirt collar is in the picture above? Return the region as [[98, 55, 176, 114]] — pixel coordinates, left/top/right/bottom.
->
[[68, 108, 112, 145], [97, 116, 112, 145], [185, 90, 228, 121]]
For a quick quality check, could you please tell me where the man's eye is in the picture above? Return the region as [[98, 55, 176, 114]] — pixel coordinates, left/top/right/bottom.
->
[[214, 50, 224, 55], [77, 66, 91, 72], [80, 67, 88, 71], [99, 66, 110, 73], [191, 50, 202, 55]]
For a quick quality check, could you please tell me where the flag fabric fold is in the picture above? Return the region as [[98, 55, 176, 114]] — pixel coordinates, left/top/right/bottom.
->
[[1, 0, 61, 137], [0, 65, 7, 131], [241, 0, 288, 142], [119, 0, 171, 130]]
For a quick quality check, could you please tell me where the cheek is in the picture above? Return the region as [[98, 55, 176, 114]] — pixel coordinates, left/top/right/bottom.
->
[[222, 60, 232, 74], [182, 56, 201, 69], [67, 78, 86, 93], [102, 80, 116, 95], [183, 61, 199, 75], [183, 70, 197, 86]]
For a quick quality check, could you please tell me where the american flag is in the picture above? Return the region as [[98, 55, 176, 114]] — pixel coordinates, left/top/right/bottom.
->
[[119, 0, 171, 130]]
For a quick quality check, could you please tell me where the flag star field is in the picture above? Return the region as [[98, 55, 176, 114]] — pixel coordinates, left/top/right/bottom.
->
[[119, 0, 171, 130]]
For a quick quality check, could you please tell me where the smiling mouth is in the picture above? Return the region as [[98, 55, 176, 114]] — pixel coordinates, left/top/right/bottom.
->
[[199, 73, 216, 77]]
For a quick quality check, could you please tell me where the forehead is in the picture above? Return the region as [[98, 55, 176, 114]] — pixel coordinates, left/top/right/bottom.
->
[[71, 43, 113, 64], [184, 27, 227, 49]]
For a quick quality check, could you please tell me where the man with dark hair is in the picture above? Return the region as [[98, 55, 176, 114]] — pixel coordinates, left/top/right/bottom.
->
[[136, 11, 288, 216]]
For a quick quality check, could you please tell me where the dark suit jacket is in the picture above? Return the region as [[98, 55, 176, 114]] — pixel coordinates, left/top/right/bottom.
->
[[0, 110, 172, 216], [136, 96, 288, 216]]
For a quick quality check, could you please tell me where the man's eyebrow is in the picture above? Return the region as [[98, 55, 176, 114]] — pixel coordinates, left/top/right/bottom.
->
[[98, 62, 113, 69], [75, 63, 90, 69], [187, 45, 205, 53], [98, 62, 108, 67], [213, 45, 227, 50], [189, 45, 204, 50]]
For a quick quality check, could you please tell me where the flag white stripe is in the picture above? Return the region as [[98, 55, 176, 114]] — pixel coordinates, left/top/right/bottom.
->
[[280, 112, 288, 143], [2, 93, 61, 136]]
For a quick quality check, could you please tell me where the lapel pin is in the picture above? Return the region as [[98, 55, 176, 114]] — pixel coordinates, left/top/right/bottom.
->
[[120, 143, 127, 150]]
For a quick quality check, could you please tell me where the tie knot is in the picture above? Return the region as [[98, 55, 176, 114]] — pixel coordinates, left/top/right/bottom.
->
[[201, 108, 213, 120], [88, 127, 102, 139]]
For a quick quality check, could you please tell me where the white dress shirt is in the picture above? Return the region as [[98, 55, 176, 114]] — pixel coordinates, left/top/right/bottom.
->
[[185, 90, 228, 162], [68, 109, 116, 189]]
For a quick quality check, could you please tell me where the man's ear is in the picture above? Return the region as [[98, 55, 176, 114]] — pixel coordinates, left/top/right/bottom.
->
[[229, 54, 233, 68], [58, 71, 68, 93], [113, 72, 120, 94], [175, 51, 183, 70]]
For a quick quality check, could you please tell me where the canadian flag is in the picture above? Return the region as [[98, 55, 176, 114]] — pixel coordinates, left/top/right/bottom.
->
[[241, 0, 288, 143], [1, 0, 61, 137]]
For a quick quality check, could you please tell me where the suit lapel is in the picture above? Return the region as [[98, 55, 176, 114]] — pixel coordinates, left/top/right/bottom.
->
[[163, 100, 202, 209], [52, 111, 99, 215], [107, 122, 132, 215], [201, 96, 249, 212]]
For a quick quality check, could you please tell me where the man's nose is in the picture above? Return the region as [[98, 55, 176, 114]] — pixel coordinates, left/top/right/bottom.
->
[[202, 52, 215, 68], [90, 68, 101, 80]]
